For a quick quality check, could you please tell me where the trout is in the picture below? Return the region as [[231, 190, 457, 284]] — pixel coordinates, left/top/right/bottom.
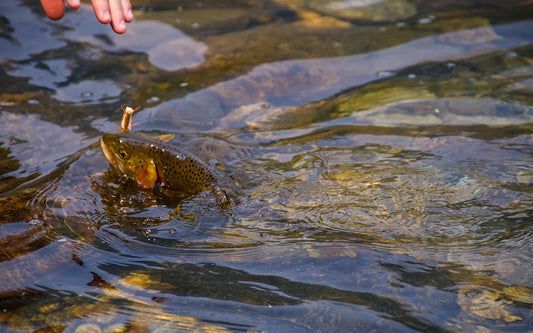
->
[[99, 131, 230, 202]]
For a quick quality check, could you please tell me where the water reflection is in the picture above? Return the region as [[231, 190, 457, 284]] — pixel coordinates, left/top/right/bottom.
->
[[1, 0, 532, 332], [1, 2, 207, 104], [143, 20, 533, 132]]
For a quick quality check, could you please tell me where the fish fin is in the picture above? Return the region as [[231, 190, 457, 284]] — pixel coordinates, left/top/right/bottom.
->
[[154, 134, 175, 142], [136, 160, 158, 188], [167, 201, 197, 221], [136, 132, 175, 142], [211, 185, 232, 208]]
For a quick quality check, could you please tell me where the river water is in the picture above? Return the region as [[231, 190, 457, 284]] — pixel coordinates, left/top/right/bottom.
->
[[1, 0, 532, 332]]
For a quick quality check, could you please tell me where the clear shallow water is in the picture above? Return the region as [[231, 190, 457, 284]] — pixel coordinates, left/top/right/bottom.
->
[[1, 0, 532, 332]]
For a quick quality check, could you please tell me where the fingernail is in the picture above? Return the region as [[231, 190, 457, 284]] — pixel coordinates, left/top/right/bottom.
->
[[102, 10, 111, 22], [117, 20, 126, 31], [126, 9, 133, 21]]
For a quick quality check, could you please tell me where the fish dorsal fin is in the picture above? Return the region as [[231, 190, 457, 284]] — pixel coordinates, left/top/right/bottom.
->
[[138, 132, 175, 142], [153, 134, 175, 142]]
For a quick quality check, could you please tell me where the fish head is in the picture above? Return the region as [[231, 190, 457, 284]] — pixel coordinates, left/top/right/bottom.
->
[[99, 132, 158, 188]]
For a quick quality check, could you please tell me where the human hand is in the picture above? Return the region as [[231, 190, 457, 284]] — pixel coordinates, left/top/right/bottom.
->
[[40, 0, 133, 34]]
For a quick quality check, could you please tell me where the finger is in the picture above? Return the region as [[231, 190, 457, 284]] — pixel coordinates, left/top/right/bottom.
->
[[91, 0, 112, 24], [66, 0, 81, 10], [121, 0, 134, 22], [40, 0, 65, 20], [109, 0, 127, 34]]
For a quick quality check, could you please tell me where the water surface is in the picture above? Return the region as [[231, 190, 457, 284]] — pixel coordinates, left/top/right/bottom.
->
[[1, 0, 532, 332]]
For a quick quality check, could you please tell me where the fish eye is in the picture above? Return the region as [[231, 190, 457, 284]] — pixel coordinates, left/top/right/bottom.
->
[[118, 149, 129, 159]]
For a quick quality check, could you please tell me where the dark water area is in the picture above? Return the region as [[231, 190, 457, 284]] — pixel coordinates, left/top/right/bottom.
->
[[1, 0, 532, 332]]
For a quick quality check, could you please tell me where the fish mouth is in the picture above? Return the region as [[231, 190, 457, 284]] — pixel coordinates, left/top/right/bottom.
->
[[99, 137, 124, 172], [99, 138, 112, 161], [100, 138, 113, 162]]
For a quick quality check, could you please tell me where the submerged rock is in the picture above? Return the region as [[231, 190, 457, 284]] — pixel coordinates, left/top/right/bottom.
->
[[308, 0, 417, 23]]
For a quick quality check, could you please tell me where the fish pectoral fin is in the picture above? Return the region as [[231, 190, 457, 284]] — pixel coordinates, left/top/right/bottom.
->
[[168, 204, 198, 222], [136, 160, 158, 188]]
